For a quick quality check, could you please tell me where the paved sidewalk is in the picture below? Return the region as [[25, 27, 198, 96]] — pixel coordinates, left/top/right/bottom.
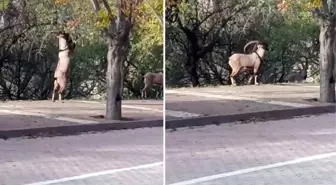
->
[[166, 83, 326, 119], [165, 83, 336, 128], [0, 127, 163, 185], [166, 113, 336, 185], [0, 99, 163, 138]]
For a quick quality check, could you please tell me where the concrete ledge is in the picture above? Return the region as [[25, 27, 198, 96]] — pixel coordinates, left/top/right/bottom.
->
[[0, 119, 163, 139], [166, 104, 336, 129]]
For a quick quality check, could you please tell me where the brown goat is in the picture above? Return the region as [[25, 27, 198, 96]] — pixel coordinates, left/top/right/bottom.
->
[[284, 71, 307, 83], [141, 72, 163, 99], [51, 32, 76, 102]]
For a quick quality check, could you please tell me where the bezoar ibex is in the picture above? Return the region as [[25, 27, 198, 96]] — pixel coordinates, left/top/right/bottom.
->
[[141, 72, 163, 99], [284, 70, 307, 83], [51, 31, 76, 102], [228, 40, 268, 86]]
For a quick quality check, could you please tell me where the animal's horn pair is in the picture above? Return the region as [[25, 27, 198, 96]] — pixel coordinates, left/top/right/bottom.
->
[[243, 40, 260, 53]]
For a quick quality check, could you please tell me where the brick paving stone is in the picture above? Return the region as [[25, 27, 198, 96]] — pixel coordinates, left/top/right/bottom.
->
[[165, 113, 336, 185], [0, 127, 163, 185]]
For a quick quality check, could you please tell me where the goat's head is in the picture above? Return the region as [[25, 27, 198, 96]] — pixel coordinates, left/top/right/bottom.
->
[[56, 31, 75, 52], [257, 41, 268, 51], [244, 40, 268, 53], [56, 31, 65, 38], [57, 31, 72, 42]]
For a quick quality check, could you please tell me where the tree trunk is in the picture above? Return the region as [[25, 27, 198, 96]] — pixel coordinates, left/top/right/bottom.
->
[[319, 17, 335, 103], [97, 0, 131, 120], [186, 57, 200, 87], [187, 65, 200, 87], [106, 43, 124, 120], [105, 27, 130, 120], [16, 59, 21, 100]]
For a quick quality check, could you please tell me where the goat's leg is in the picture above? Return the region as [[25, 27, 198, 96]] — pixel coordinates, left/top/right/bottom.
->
[[156, 85, 163, 99], [51, 91, 56, 102], [59, 92, 62, 102], [141, 88, 145, 99], [247, 75, 253, 84], [155, 85, 159, 99], [52, 79, 59, 102], [230, 69, 240, 86], [141, 88, 144, 98], [253, 68, 259, 85], [160, 85, 163, 99], [144, 90, 147, 99], [52, 88, 56, 102], [141, 86, 148, 99], [57, 77, 66, 102]]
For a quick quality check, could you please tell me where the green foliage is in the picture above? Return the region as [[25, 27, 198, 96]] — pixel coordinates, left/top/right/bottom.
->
[[135, 0, 163, 51], [0, 0, 163, 100], [166, 0, 321, 86], [93, 10, 111, 29], [0, 0, 8, 10]]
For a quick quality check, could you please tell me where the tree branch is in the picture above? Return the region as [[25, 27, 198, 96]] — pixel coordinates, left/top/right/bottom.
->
[[196, 5, 235, 28], [90, 0, 101, 12], [101, 0, 113, 18], [148, 3, 163, 28]]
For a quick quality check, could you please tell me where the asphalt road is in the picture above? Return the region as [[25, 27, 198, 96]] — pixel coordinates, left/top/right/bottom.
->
[[0, 128, 163, 185], [166, 113, 336, 185]]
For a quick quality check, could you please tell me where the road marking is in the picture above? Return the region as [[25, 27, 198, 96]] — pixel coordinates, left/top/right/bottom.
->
[[165, 110, 203, 118], [122, 105, 201, 118], [0, 109, 98, 124], [166, 90, 311, 108], [24, 162, 163, 185], [168, 152, 336, 185], [122, 105, 163, 112], [68, 100, 103, 104], [82, 98, 198, 118]]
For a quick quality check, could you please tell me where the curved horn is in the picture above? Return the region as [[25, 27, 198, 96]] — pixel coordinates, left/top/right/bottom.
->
[[243, 40, 260, 53]]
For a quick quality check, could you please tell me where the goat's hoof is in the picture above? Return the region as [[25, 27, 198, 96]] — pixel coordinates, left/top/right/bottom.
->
[[230, 84, 237, 87]]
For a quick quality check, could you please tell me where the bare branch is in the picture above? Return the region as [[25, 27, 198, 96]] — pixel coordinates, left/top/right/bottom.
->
[[196, 5, 235, 28], [90, 0, 101, 12], [0, 23, 23, 34], [116, 0, 121, 31], [37, 31, 58, 56], [147, 3, 163, 28], [101, 0, 113, 17], [128, 1, 133, 23]]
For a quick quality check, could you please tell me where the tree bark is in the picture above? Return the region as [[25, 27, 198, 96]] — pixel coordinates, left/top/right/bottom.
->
[[16, 59, 21, 100], [90, 0, 132, 120], [314, 1, 336, 103], [106, 41, 124, 120], [319, 15, 335, 103]]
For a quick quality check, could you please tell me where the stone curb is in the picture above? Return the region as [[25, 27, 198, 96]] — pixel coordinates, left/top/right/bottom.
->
[[165, 104, 336, 129], [0, 119, 163, 139]]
